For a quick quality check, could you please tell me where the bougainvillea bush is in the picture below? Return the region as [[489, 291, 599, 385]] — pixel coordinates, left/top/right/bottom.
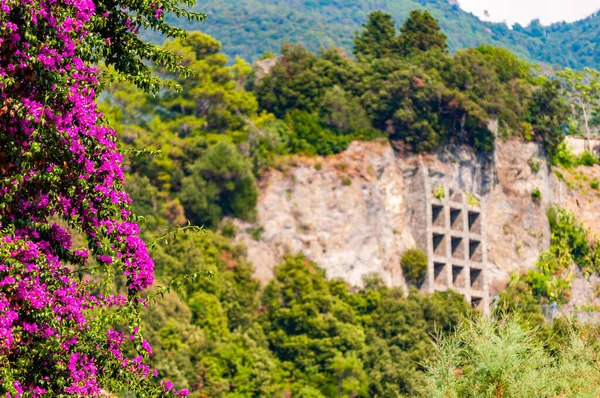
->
[[0, 0, 204, 395]]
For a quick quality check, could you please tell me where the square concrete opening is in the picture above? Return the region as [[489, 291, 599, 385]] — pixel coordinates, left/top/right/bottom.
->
[[432, 204, 445, 228], [451, 236, 464, 259], [450, 208, 463, 231], [434, 262, 447, 286], [471, 296, 483, 310], [468, 211, 481, 234], [452, 265, 465, 288], [450, 190, 463, 203], [433, 233, 446, 257], [469, 240, 482, 262], [470, 267, 483, 290]]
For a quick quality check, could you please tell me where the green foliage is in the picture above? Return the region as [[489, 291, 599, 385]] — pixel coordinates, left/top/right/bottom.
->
[[397, 10, 447, 56], [140, 238, 475, 397], [493, 275, 548, 330], [591, 179, 599, 190], [507, 207, 600, 306], [531, 188, 542, 201], [354, 11, 400, 59], [557, 68, 600, 141], [284, 111, 351, 156], [432, 185, 445, 200], [180, 141, 258, 228], [94, 0, 207, 94], [528, 157, 541, 173], [425, 315, 600, 397], [576, 150, 600, 166], [551, 142, 600, 169], [546, 207, 600, 277], [401, 249, 428, 286], [151, 0, 600, 71], [98, 15, 600, 397], [466, 193, 480, 207], [259, 256, 472, 397], [529, 79, 569, 156], [246, 225, 265, 241], [157, 32, 258, 132], [320, 86, 372, 134], [252, 12, 557, 154], [220, 219, 238, 238]]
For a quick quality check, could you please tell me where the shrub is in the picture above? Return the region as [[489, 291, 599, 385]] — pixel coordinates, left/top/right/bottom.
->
[[180, 142, 258, 228], [401, 249, 428, 286], [220, 219, 238, 238], [576, 150, 599, 167], [466, 192, 480, 207], [591, 179, 599, 190], [531, 188, 542, 201], [247, 226, 265, 241], [341, 176, 352, 186], [554, 170, 564, 180], [528, 157, 542, 173], [425, 315, 600, 397], [550, 141, 577, 168], [432, 185, 445, 200]]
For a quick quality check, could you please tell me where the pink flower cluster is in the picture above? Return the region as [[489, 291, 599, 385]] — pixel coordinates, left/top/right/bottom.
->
[[0, 0, 185, 395]]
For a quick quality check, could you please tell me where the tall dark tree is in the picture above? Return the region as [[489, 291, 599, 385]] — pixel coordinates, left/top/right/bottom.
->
[[398, 10, 448, 56], [353, 11, 400, 59], [530, 79, 569, 155]]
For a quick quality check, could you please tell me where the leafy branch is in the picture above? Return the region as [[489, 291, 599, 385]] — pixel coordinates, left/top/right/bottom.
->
[[149, 223, 205, 249], [144, 269, 216, 307], [118, 148, 164, 159]]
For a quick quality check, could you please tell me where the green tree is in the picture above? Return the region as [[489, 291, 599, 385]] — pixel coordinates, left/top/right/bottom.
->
[[353, 11, 400, 59], [529, 79, 569, 155], [397, 10, 448, 56], [401, 249, 428, 286], [158, 32, 258, 133], [320, 85, 371, 134], [180, 141, 258, 228], [558, 68, 600, 144], [260, 255, 368, 396]]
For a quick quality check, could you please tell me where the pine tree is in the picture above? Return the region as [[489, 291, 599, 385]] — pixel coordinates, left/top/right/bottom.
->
[[353, 11, 400, 59], [398, 10, 448, 56]]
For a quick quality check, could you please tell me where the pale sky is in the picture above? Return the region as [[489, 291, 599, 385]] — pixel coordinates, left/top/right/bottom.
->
[[459, 0, 600, 26]]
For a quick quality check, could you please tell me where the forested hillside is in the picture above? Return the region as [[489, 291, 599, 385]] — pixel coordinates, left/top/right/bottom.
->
[[4, 0, 600, 394], [144, 0, 600, 69], [91, 9, 600, 395]]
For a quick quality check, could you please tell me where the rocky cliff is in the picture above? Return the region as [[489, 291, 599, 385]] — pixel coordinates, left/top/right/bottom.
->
[[235, 138, 600, 302]]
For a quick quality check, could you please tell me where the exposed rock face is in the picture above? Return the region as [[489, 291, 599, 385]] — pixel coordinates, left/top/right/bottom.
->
[[236, 138, 600, 300], [237, 141, 413, 286], [252, 57, 279, 81]]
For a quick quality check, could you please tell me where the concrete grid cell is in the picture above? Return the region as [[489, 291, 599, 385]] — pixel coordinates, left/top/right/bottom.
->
[[469, 240, 482, 262], [451, 236, 464, 260], [468, 210, 482, 234], [433, 233, 446, 257], [434, 262, 448, 286], [452, 265, 465, 288], [470, 267, 483, 290], [450, 208, 463, 231], [432, 204, 445, 228], [471, 296, 484, 310]]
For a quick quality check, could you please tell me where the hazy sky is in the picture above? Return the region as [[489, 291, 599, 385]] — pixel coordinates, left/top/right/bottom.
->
[[459, 0, 600, 26]]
